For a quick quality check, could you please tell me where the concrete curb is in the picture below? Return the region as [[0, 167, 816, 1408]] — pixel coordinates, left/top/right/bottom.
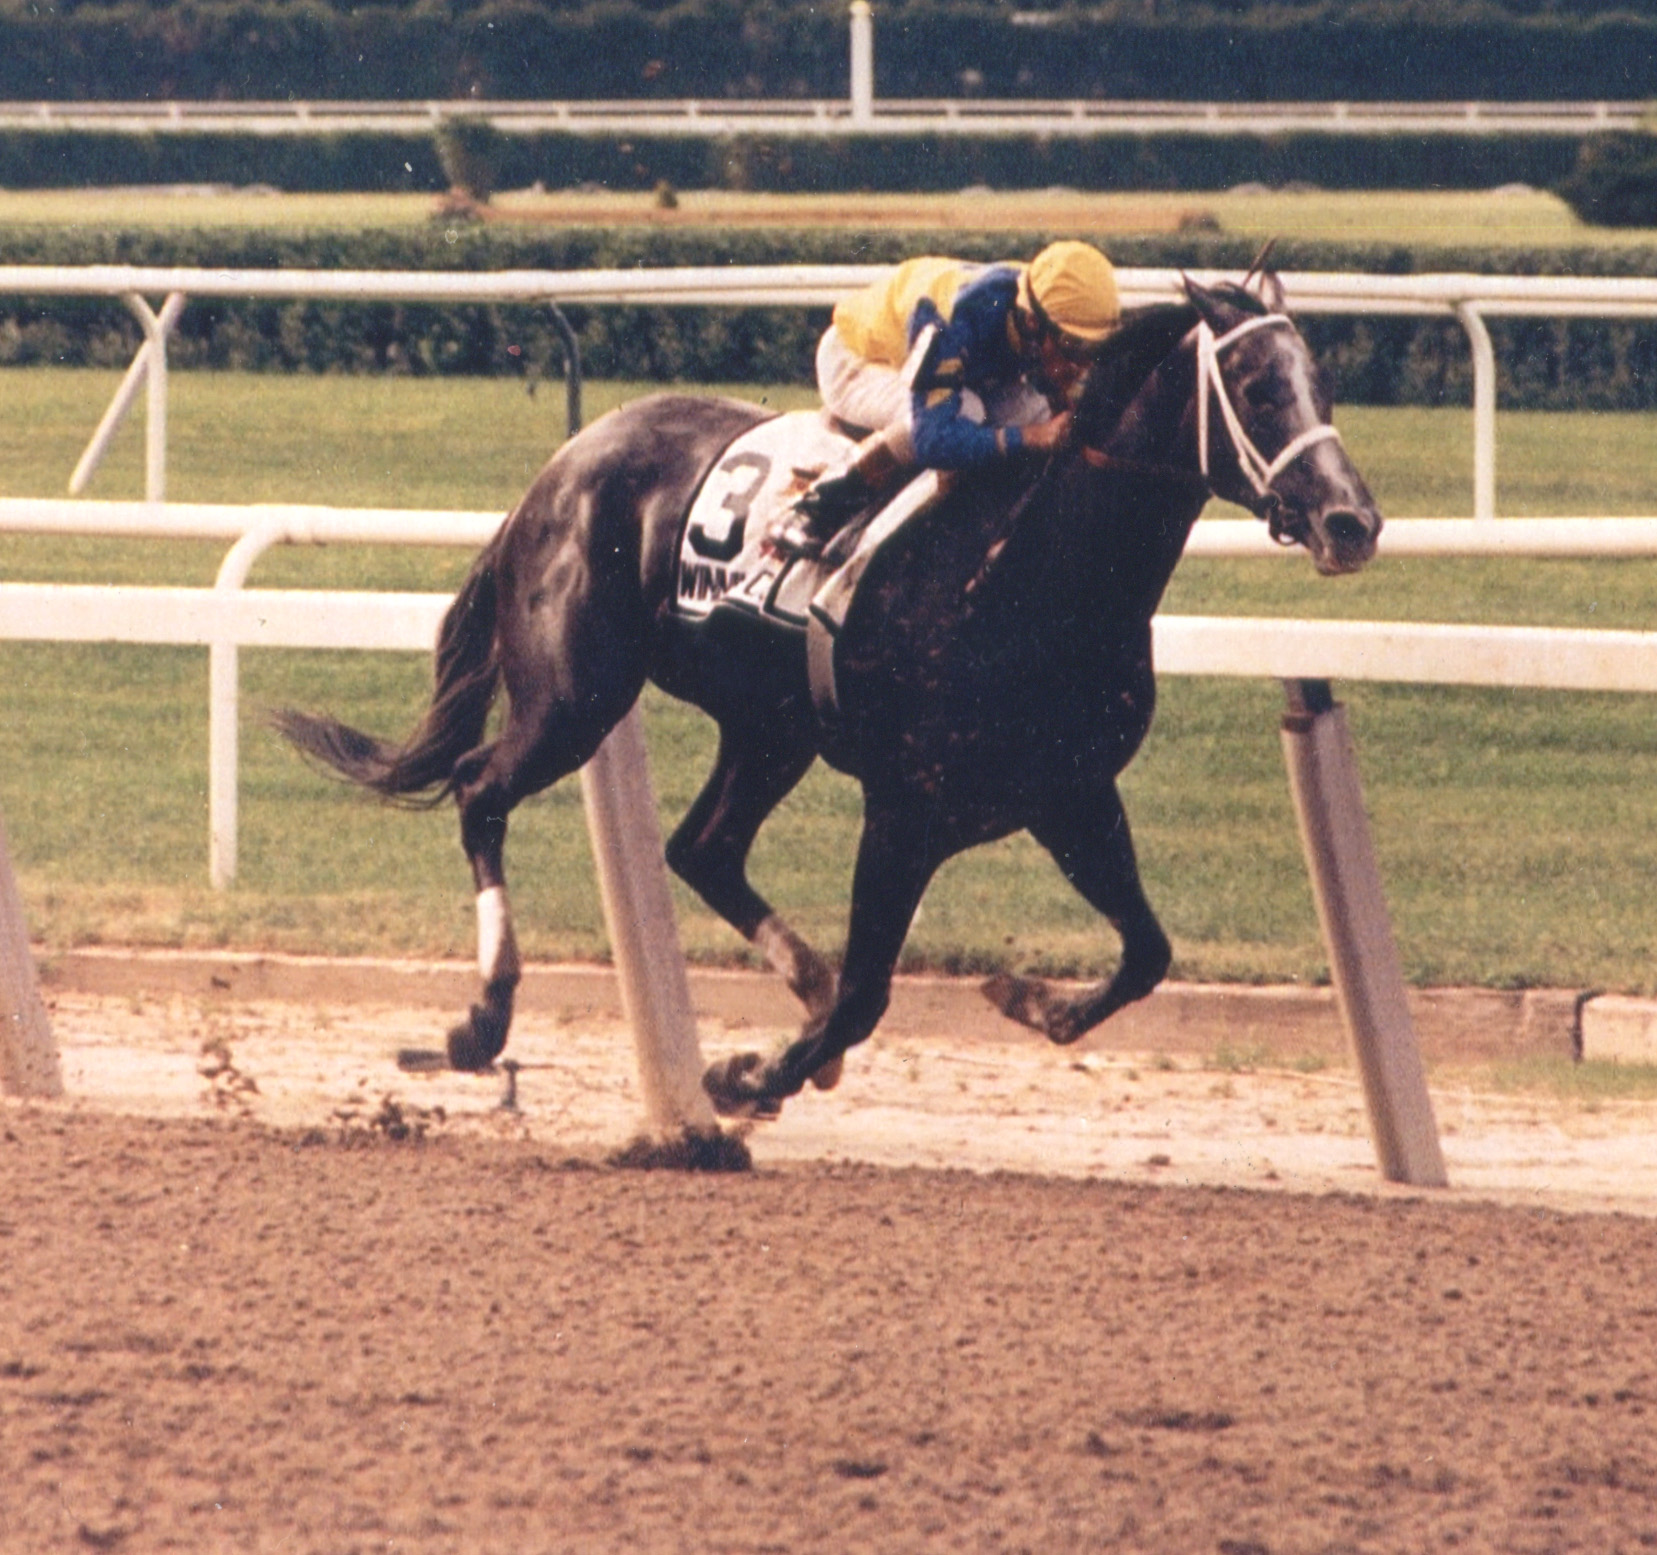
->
[[33, 945, 1639, 1065]]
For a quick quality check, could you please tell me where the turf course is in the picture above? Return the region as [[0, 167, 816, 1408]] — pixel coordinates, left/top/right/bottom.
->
[[4, 367, 1657, 994], [0, 186, 1638, 251]]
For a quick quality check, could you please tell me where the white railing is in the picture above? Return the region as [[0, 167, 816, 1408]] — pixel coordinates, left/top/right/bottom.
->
[[11, 262, 1657, 522], [8, 501, 1657, 889], [9, 261, 1657, 1171], [0, 97, 1641, 138], [11, 503, 1657, 1183]]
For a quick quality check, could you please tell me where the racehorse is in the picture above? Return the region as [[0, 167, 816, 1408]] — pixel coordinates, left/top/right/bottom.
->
[[275, 271, 1382, 1119]]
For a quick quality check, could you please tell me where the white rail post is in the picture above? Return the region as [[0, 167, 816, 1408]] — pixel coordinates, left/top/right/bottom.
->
[[208, 518, 285, 888], [1455, 301, 1497, 522], [0, 810, 61, 1100], [71, 292, 185, 496], [1280, 679, 1447, 1187], [579, 713, 718, 1136], [121, 292, 178, 503], [849, 0, 874, 127]]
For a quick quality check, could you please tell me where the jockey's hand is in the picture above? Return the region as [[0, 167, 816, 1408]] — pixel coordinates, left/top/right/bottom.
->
[[1018, 411, 1073, 455]]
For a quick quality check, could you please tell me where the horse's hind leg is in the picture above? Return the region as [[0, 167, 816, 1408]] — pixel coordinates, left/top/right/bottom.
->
[[446, 685, 641, 1071], [983, 784, 1173, 1046], [665, 716, 837, 1020]]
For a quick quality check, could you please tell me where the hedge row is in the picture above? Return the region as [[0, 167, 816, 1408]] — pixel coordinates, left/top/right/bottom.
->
[[0, 126, 1587, 196], [3, 1, 1657, 104], [6, 225, 1657, 411]]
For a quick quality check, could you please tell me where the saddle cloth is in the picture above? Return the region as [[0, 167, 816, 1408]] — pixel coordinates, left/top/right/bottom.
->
[[674, 410, 942, 717], [674, 411, 852, 629]]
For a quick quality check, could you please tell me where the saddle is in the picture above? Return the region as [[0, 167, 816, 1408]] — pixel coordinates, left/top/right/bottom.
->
[[674, 411, 940, 720]]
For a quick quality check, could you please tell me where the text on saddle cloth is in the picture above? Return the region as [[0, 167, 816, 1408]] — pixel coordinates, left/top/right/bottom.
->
[[675, 412, 854, 628]]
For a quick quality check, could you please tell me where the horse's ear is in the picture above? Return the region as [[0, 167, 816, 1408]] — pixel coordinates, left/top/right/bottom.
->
[[1181, 273, 1244, 334], [1253, 270, 1288, 313]]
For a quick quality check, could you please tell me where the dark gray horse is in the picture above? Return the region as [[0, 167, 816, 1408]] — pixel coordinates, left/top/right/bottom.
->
[[277, 273, 1381, 1118]]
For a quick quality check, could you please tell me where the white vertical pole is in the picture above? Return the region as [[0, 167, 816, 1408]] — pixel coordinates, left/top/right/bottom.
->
[[208, 521, 284, 889], [121, 292, 177, 504], [0, 811, 61, 1100], [849, 0, 874, 127], [579, 708, 717, 1136], [71, 292, 185, 496], [1281, 681, 1447, 1187], [1455, 301, 1496, 522], [209, 632, 238, 890]]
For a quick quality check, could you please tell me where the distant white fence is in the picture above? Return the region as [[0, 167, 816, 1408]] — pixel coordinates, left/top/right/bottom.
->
[[0, 97, 1642, 138]]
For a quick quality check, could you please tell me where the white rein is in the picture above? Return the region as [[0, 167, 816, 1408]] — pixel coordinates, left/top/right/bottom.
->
[[1194, 313, 1343, 501]]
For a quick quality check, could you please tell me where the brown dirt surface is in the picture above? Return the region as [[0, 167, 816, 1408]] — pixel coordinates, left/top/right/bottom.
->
[[8, 981, 1657, 1552]]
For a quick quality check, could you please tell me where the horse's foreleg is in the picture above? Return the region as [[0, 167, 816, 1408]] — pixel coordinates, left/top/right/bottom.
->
[[665, 722, 837, 1022], [984, 787, 1172, 1046], [704, 799, 939, 1115]]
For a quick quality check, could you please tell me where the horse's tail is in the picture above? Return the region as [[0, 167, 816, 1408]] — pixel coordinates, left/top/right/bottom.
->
[[272, 532, 504, 806]]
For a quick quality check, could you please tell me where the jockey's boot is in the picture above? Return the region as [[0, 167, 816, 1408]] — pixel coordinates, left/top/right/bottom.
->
[[768, 434, 906, 560]]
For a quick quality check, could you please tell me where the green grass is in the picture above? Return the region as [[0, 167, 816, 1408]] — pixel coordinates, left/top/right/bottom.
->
[[5, 367, 1657, 992], [0, 185, 1651, 251]]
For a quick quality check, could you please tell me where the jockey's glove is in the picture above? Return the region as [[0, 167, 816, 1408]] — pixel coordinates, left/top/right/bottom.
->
[[795, 467, 874, 528]]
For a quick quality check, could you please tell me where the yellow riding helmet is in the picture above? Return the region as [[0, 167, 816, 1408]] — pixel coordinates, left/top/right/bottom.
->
[[1022, 240, 1120, 344]]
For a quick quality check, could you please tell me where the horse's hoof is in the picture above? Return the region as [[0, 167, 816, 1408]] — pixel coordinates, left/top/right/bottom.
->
[[982, 973, 1086, 1046], [1044, 1003, 1087, 1046], [446, 1004, 508, 1071], [981, 972, 1052, 1034], [702, 1052, 783, 1120], [809, 1053, 845, 1091]]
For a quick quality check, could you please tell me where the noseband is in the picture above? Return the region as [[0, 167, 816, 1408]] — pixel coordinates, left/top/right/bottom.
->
[[1075, 310, 1346, 544], [1195, 314, 1344, 542]]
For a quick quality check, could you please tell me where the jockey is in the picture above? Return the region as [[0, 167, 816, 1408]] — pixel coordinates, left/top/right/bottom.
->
[[769, 240, 1121, 559]]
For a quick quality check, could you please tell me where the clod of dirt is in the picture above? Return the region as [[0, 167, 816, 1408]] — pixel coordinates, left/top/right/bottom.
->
[[606, 1129, 753, 1173], [333, 1094, 446, 1146]]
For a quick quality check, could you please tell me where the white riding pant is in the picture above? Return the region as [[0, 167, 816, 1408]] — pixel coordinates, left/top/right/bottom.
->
[[814, 324, 1054, 465]]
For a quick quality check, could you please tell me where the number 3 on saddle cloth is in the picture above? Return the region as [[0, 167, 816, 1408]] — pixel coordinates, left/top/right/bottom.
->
[[673, 411, 940, 718]]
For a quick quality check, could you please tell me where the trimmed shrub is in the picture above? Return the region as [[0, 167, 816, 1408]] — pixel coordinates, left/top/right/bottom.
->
[[1558, 132, 1657, 228]]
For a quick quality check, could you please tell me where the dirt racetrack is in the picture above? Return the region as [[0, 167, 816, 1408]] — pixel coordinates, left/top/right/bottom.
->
[[7, 963, 1657, 1553]]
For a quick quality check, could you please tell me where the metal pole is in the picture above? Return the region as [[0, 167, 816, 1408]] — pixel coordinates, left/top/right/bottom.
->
[[72, 292, 185, 496], [208, 518, 288, 889], [850, 0, 874, 127], [580, 719, 717, 1135], [1280, 679, 1447, 1187], [1455, 301, 1496, 521], [546, 301, 582, 439], [121, 293, 176, 503], [548, 302, 712, 1135], [0, 809, 61, 1099]]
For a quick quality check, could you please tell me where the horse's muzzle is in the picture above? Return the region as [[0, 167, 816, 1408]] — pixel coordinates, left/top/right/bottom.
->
[[1309, 506, 1382, 576]]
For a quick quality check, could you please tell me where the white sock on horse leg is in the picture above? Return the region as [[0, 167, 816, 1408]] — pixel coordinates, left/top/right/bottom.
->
[[476, 885, 521, 987]]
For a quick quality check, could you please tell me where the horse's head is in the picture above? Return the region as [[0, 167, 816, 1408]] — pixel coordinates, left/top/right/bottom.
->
[[1181, 273, 1382, 577]]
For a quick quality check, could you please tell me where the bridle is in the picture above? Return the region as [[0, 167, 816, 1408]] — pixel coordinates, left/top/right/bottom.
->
[[1075, 308, 1346, 544], [1195, 313, 1343, 542]]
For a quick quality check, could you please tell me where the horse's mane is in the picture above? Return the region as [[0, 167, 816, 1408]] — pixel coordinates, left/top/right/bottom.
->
[[1073, 282, 1270, 446], [1072, 301, 1198, 446], [959, 284, 1273, 605]]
